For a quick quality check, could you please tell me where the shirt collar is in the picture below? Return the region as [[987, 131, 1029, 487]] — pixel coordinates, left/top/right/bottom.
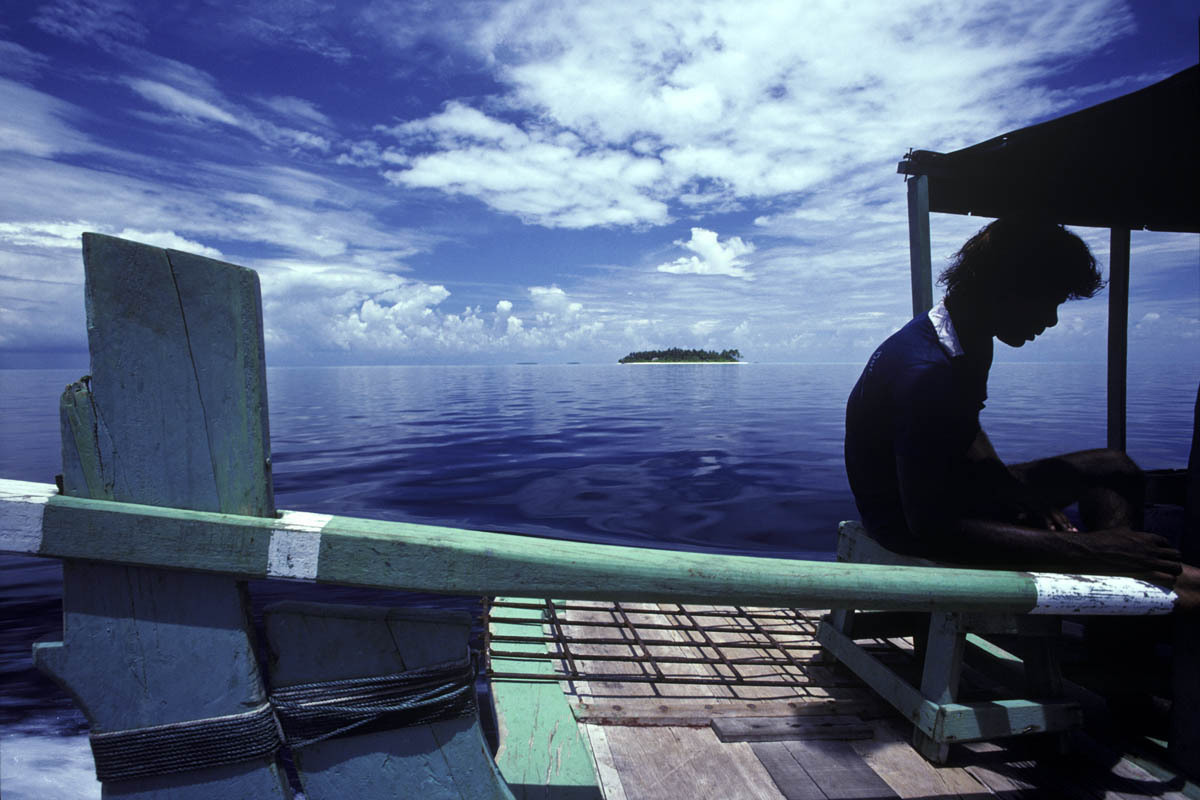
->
[[928, 299, 964, 357]]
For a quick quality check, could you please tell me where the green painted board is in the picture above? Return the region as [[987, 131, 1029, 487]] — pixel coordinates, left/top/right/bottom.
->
[[1, 484, 1180, 615], [488, 598, 600, 799]]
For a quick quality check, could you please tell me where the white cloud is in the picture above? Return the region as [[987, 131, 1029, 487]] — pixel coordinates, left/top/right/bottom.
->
[[257, 95, 333, 127], [128, 78, 240, 125], [0, 41, 50, 79], [0, 78, 96, 157], [656, 228, 755, 278], [364, 0, 1135, 229], [382, 102, 669, 228], [0, 221, 221, 259]]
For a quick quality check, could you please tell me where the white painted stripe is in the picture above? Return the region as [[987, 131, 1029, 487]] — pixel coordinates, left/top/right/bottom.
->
[[267, 510, 332, 580], [0, 479, 56, 554], [1029, 572, 1176, 615]]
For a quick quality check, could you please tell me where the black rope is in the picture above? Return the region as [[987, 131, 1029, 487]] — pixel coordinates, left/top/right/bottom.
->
[[89, 703, 281, 783], [270, 653, 478, 749], [87, 653, 478, 782]]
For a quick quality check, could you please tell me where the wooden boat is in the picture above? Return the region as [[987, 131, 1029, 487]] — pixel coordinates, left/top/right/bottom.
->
[[0, 65, 1196, 798]]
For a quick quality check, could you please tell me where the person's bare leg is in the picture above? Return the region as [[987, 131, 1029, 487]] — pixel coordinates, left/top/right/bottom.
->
[[1008, 448, 1144, 530]]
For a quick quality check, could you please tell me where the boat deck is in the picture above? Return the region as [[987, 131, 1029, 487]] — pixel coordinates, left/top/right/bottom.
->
[[487, 600, 1193, 800]]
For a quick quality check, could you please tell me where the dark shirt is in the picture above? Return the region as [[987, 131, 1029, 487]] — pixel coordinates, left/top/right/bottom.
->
[[844, 312, 992, 555]]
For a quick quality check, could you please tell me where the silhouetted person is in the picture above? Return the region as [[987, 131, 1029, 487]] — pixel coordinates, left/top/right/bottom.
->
[[845, 217, 1196, 610]]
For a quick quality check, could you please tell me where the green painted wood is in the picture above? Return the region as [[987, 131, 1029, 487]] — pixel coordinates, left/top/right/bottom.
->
[[487, 598, 600, 799], [263, 601, 513, 800], [4, 490, 1053, 613], [821, 523, 1083, 763], [933, 699, 1081, 742], [816, 620, 941, 735], [914, 613, 965, 762], [33, 234, 291, 798]]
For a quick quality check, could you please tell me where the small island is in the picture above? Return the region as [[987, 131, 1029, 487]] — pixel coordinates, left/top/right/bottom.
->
[[619, 348, 742, 363]]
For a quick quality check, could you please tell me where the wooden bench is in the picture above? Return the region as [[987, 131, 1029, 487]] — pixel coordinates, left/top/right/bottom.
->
[[817, 522, 1081, 763]]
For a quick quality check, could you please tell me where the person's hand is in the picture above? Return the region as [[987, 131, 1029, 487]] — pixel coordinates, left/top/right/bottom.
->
[[1070, 526, 1182, 585]]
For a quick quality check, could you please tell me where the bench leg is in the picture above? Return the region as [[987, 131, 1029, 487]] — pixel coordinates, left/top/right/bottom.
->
[[914, 612, 965, 763]]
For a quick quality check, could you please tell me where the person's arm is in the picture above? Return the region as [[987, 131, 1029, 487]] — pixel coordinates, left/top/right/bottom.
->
[[962, 429, 1076, 531], [891, 371, 1181, 583]]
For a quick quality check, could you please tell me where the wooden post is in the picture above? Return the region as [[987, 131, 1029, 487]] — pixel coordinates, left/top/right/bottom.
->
[[35, 234, 291, 797], [912, 612, 964, 763], [907, 175, 934, 317], [1107, 227, 1130, 451]]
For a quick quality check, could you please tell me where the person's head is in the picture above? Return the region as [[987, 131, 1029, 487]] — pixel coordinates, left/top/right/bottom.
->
[[939, 217, 1103, 347]]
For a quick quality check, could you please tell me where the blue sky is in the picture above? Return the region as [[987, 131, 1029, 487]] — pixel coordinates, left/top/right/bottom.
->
[[0, 0, 1196, 367]]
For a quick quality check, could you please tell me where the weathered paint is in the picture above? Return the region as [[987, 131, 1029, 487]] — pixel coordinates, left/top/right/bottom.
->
[[0, 479, 1177, 616], [0, 480, 54, 553], [488, 598, 601, 798], [1028, 572, 1177, 615], [264, 602, 513, 800], [33, 234, 291, 799], [266, 510, 332, 579]]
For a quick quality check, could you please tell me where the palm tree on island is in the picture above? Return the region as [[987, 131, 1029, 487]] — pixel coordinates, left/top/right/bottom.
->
[[618, 348, 742, 363]]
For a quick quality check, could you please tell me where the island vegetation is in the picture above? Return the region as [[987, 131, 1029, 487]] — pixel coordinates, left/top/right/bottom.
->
[[619, 348, 742, 363]]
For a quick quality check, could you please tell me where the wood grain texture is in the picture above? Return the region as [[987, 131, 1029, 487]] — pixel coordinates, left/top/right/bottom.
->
[[488, 598, 601, 799], [34, 234, 290, 798], [265, 602, 512, 800], [770, 739, 898, 799]]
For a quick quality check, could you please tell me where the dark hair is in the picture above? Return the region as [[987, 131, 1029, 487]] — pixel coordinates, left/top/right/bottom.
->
[[939, 218, 1103, 302]]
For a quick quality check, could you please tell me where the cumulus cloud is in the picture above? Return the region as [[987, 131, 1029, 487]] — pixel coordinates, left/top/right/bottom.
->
[[656, 228, 755, 279]]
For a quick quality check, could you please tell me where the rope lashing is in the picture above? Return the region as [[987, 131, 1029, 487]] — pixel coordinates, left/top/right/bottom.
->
[[86, 653, 478, 782], [270, 653, 478, 749], [89, 703, 281, 783]]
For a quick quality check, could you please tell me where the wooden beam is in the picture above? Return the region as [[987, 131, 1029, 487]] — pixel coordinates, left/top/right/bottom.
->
[[1107, 227, 1130, 451], [907, 175, 934, 316], [0, 480, 1179, 616]]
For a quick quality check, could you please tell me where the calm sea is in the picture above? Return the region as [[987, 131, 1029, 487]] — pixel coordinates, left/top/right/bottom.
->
[[1, 361, 1195, 798]]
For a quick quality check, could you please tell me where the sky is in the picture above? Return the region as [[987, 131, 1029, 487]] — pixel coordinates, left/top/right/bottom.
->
[[0, 0, 1197, 367]]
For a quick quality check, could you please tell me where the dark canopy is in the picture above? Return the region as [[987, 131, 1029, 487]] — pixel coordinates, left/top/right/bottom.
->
[[898, 65, 1198, 233]]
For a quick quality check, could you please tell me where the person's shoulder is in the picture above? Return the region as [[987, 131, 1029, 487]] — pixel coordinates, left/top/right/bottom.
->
[[877, 314, 945, 368]]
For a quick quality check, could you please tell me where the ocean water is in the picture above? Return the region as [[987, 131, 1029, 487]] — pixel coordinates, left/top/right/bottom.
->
[[1, 361, 1195, 797]]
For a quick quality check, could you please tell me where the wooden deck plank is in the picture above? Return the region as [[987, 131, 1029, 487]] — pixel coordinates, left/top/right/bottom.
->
[[780, 739, 899, 799], [601, 725, 786, 800], [851, 718, 986, 799], [499, 599, 1196, 800], [751, 743, 826, 800]]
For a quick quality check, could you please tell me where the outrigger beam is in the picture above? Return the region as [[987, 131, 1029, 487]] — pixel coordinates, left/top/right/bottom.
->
[[1, 479, 1176, 616]]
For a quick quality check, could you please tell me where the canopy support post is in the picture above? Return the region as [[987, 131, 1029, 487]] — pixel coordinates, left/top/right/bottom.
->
[[907, 175, 934, 316], [1107, 228, 1130, 452]]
